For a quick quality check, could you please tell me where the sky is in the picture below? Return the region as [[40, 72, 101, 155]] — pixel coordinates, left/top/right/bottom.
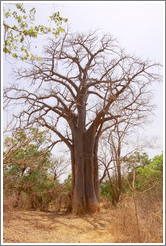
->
[[2, 1, 164, 161], [34, 1, 164, 60]]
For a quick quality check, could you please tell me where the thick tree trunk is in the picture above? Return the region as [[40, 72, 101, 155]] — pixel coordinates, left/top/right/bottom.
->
[[71, 127, 100, 214], [84, 129, 99, 213], [69, 90, 101, 214], [72, 129, 86, 214]]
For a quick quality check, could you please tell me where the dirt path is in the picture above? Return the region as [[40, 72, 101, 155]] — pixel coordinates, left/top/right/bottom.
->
[[3, 210, 119, 243]]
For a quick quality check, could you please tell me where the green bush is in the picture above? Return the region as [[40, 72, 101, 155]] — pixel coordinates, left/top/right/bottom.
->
[[100, 180, 112, 200], [136, 153, 163, 191], [62, 173, 72, 193]]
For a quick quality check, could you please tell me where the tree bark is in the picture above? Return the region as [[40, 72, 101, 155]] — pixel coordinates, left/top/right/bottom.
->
[[71, 125, 100, 214], [84, 128, 99, 213], [72, 129, 86, 214]]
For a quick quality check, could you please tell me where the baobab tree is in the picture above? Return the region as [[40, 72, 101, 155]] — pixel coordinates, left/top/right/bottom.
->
[[4, 30, 161, 214]]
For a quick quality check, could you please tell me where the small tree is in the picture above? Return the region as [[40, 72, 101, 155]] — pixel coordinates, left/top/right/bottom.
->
[[3, 127, 61, 210], [98, 113, 150, 205]]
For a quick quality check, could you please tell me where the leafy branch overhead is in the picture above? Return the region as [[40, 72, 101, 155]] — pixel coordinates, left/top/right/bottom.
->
[[3, 3, 68, 60]]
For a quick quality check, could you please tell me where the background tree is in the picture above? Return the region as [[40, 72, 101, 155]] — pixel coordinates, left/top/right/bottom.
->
[[98, 119, 131, 205], [98, 111, 147, 205], [124, 152, 163, 191], [3, 128, 64, 211], [100, 151, 163, 206], [4, 30, 161, 214]]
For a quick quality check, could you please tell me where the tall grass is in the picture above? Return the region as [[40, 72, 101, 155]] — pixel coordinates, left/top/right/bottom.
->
[[107, 187, 163, 243]]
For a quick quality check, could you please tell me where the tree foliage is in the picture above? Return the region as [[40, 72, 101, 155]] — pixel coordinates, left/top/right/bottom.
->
[[3, 127, 50, 167], [100, 152, 163, 203], [3, 128, 60, 211], [123, 152, 151, 171], [3, 3, 68, 60], [136, 153, 163, 190]]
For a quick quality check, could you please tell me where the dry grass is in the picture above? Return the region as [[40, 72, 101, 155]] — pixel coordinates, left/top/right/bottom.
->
[[107, 189, 163, 243], [3, 193, 32, 212], [3, 189, 163, 243], [3, 194, 16, 212], [3, 190, 70, 213]]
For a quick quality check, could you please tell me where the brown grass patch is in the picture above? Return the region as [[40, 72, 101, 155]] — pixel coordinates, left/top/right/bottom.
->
[[106, 190, 163, 243], [3, 189, 163, 243]]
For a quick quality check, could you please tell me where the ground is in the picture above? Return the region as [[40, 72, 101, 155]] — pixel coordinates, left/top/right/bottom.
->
[[3, 209, 121, 244], [3, 195, 163, 244]]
